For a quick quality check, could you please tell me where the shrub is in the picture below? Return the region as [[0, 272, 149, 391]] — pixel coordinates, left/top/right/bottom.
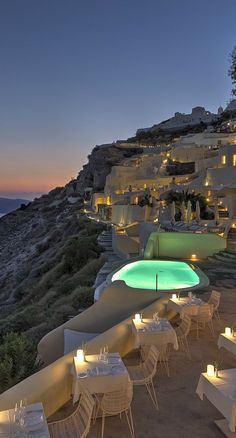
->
[[0, 332, 41, 393]]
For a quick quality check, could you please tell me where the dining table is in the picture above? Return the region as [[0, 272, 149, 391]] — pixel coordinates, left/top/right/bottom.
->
[[196, 368, 236, 433], [167, 296, 205, 318], [0, 402, 50, 437], [218, 332, 236, 356], [72, 352, 129, 404], [132, 317, 178, 351]]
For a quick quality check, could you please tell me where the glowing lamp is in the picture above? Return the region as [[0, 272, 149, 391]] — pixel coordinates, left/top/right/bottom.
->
[[134, 313, 141, 322], [207, 364, 215, 377], [76, 349, 85, 362], [172, 293, 177, 300], [225, 327, 232, 336], [191, 254, 197, 260]]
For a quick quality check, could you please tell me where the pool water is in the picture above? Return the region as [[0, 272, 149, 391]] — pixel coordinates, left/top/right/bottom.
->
[[111, 260, 200, 290]]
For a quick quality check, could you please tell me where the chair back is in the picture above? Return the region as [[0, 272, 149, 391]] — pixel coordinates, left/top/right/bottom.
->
[[208, 290, 221, 310], [179, 315, 191, 336], [143, 345, 159, 379], [196, 303, 213, 322], [101, 381, 133, 415], [74, 390, 95, 437]]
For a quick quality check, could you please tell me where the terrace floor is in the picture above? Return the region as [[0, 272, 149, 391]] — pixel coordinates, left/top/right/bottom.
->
[[50, 259, 236, 437]]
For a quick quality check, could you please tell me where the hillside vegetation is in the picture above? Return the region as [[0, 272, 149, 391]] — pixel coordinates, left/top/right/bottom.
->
[[0, 186, 105, 392]]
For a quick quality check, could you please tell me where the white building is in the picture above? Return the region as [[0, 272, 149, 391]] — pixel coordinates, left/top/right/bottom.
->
[[137, 106, 220, 134]]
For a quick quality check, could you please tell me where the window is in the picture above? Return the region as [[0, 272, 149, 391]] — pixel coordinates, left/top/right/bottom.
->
[[233, 154, 236, 166], [221, 155, 226, 165]]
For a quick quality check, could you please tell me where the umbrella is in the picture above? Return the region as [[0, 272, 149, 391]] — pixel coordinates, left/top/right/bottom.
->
[[187, 200, 192, 223], [214, 201, 219, 223], [170, 201, 176, 222], [181, 201, 185, 222], [196, 200, 200, 222]]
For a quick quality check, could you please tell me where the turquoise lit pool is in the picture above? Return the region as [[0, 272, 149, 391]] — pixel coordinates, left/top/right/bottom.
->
[[111, 260, 201, 290]]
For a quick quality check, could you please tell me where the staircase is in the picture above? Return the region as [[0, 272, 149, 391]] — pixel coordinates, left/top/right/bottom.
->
[[208, 249, 236, 264], [227, 227, 236, 252]]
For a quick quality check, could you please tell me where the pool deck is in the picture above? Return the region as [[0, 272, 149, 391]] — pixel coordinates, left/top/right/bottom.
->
[[49, 259, 236, 437]]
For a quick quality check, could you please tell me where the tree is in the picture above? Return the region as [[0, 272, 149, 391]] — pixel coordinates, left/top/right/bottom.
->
[[164, 190, 207, 217], [228, 46, 236, 97]]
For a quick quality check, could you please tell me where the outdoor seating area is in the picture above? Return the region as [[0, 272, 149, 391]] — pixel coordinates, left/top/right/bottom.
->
[[1, 284, 236, 437]]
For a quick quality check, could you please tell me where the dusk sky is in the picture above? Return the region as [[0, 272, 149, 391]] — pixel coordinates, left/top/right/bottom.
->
[[0, 0, 236, 197]]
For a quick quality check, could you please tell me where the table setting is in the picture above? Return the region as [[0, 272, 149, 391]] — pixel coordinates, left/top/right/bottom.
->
[[72, 349, 129, 403], [0, 402, 50, 438], [218, 326, 236, 356], [167, 292, 204, 318], [196, 367, 236, 433], [132, 313, 178, 350]]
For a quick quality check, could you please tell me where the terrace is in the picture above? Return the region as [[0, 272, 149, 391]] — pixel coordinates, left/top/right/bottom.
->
[[1, 258, 236, 437], [48, 279, 236, 437]]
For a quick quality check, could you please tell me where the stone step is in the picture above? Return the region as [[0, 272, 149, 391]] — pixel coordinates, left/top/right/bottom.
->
[[211, 253, 236, 264], [218, 250, 236, 259]]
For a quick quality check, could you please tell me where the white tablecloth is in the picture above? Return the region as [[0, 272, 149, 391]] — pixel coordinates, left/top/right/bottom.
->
[[167, 297, 204, 318], [196, 369, 236, 432], [0, 402, 50, 437], [132, 318, 178, 351], [72, 353, 129, 403], [218, 334, 236, 356]]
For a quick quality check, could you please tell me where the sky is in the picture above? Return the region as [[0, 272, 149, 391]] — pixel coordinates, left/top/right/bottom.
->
[[0, 0, 236, 197]]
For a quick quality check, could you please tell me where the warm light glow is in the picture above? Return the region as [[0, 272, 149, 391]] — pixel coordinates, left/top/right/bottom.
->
[[207, 364, 215, 377], [76, 349, 85, 362], [225, 327, 232, 336], [205, 180, 209, 186], [233, 154, 236, 166], [172, 293, 177, 300], [134, 313, 141, 322], [191, 254, 197, 260], [221, 155, 226, 165]]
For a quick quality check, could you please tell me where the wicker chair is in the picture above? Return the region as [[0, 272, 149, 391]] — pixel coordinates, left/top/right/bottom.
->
[[48, 390, 95, 438], [98, 381, 135, 438], [208, 290, 221, 320], [127, 345, 159, 410], [191, 303, 214, 339], [175, 314, 191, 358]]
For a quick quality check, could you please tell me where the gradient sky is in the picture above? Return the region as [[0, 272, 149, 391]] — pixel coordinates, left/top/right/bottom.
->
[[0, 0, 236, 196]]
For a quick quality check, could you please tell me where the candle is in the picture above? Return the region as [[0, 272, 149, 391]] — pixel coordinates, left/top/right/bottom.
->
[[76, 349, 85, 362], [172, 293, 177, 300], [225, 327, 232, 336], [207, 364, 215, 377], [134, 313, 141, 322]]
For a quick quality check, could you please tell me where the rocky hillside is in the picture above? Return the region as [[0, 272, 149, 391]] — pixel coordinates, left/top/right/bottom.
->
[[76, 142, 143, 193]]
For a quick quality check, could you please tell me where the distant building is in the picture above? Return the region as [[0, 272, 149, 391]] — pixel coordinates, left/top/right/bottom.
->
[[137, 106, 220, 134]]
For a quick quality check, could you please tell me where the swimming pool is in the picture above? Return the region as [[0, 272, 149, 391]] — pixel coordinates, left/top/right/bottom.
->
[[111, 260, 202, 291]]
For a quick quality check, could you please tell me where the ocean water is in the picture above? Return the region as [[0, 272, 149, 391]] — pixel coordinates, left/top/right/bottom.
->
[[0, 213, 5, 218]]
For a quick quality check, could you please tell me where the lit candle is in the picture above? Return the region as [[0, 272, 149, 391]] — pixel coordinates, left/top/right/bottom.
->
[[134, 313, 141, 322], [76, 349, 85, 362], [172, 293, 177, 300], [225, 327, 232, 336], [207, 364, 215, 377]]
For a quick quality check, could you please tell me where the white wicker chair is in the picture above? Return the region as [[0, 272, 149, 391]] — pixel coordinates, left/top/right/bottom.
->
[[175, 314, 191, 358], [98, 381, 135, 438], [48, 390, 95, 438], [208, 290, 221, 320], [127, 345, 159, 410], [191, 303, 214, 339]]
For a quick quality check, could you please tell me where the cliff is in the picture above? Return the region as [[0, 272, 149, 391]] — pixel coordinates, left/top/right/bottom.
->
[[75, 143, 143, 193]]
